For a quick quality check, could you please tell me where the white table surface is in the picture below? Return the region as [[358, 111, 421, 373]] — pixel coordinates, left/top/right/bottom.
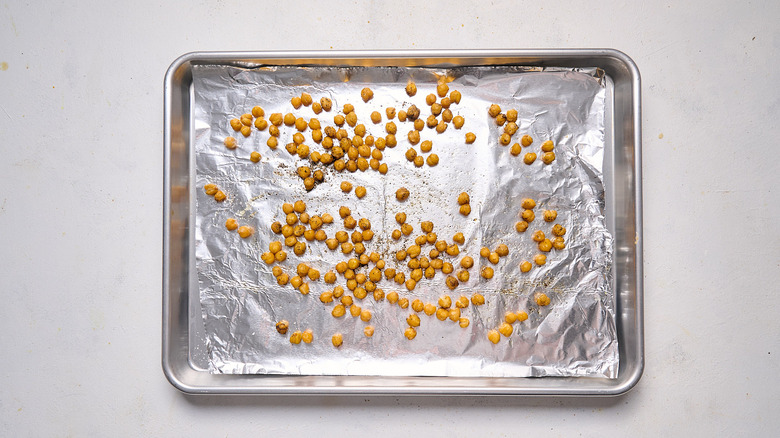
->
[[2, 1, 778, 435]]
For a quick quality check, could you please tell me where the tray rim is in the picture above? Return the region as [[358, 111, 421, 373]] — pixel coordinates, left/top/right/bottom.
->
[[163, 48, 643, 396]]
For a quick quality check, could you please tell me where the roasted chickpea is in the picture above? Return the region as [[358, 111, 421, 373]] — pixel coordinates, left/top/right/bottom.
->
[[452, 115, 465, 130], [320, 97, 332, 111], [515, 221, 529, 233], [552, 237, 566, 250], [538, 239, 553, 252], [407, 130, 420, 145], [448, 307, 461, 322], [254, 118, 268, 131], [223, 136, 238, 150], [445, 275, 459, 290], [238, 226, 253, 238], [441, 108, 453, 123], [331, 333, 343, 347], [488, 252, 500, 265], [431, 102, 442, 116], [436, 82, 449, 97], [495, 244, 509, 257], [427, 152, 439, 166], [275, 320, 289, 335], [498, 322, 513, 337], [532, 230, 546, 242], [551, 224, 566, 237], [449, 90, 461, 104], [465, 132, 476, 144], [420, 140, 433, 153], [425, 115, 438, 129], [277, 273, 290, 286], [541, 140, 555, 152], [398, 297, 409, 309], [391, 229, 402, 240], [404, 326, 417, 340], [361, 87, 374, 102], [290, 96, 302, 109], [488, 104, 501, 118], [471, 293, 485, 306], [282, 113, 295, 127], [542, 152, 556, 164], [481, 266, 494, 279], [510, 143, 522, 156], [542, 210, 557, 222], [533, 254, 547, 266], [229, 118, 242, 131], [385, 135, 397, 147], [240, 113, 253, 126], [535, 292, 551, 307], [523, 152, 537, 165], [396, 187, 410, 201], [446, 245, 460, 257], [522, 209, 535, 222], [459, 204, 471, 216], [457, 270, 469, 282], [203, 183, 219, 196], [213, 190, 227, 202], [275, 250, 287, 262], [261, 252, 275, 264], [488, 329, 500, 344]]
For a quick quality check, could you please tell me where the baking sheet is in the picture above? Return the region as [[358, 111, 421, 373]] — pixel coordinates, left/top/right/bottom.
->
[[192, 64, 617, 378]]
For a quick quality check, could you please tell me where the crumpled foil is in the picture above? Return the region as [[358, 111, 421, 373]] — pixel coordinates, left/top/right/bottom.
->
[[193, 64, 617, 378]]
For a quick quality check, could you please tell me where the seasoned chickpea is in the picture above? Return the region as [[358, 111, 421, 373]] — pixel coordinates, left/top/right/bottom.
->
[[538, 239, 553, 252], [266, 137, 279, 149], [300, 328, 313, 344], [535, 292, 551, 307], [324, 271, 337, 284], [272, 266, 283, 277], [523, 152, 537, 165], [448, 307, 461, 322], [407, 130, 420, 145], [498, 322, 513, 337], [223, 136, 238, 150], [213, 190, 227, 202], [445, 275, 459, 290], [240, 113, 253, 126], [435, 308, 449, 321], [420, 140, 433, 153], [481, 266, 494, 279], [290, 96, 302, 109], [406, 313, 421, 327], [543, 210, 558, 222], [457, 256, 473, 270], [436, 82, 449, 97], [204, 183, 219, 196], [488, 252, 500, 265], [282, 113, 295, 126], [398, 298, 409, 309], [552, 237, 566, 250], [223, 218, 238, 231], [361, 87, 374, 102], [261, 252, 274, 264], [269, 113, 283, 126], [295, 117, 308, 132], [431, 102, 442, 116], [294, 241, 307, 256], [425, 115, 438, 129], [532, 230, 546, 242], [488, 104, 501, 118], [345, 112, 357, 127], [333, 114, 345, 126], [522, 209, 535, 222], [275, 320, 289, 335], [441, 109, 453, 123], [319, 97, 332, 111], [249, 151, 262, 163], [298, 283, 310, 295], [495, 244, 509, 257], [452, 115, 465, 130], [510, 143, 522, 156], [497, 133, 511, 147], [541, 140, 554, 152], [533, 254, 547, 266], [551, 224, 566, 237], [459, 204, 471, 216], [359, 308, 372, 322], [503, 108, 517, 122], [331, 304, 346, 318], [454, 192, 469, 206], [488, 329, 500, 344], [385, 135, 397, 147], [277, 273, 290, 285], [495, 113, 507, 126], [297, 166, 311, 179], [330, 333, 343, 347], [426, 154, 439, 168], [465, 132, 476, 144], [275, 250, 287, 262], [435, 121, 447, 134], [504, 311, 517, 324], [446, 245, 460, 257], [515, 221, 529, 233], [237, 226, 253, 238], [424, 266, 435, 279], [229, 118, 242, 131], [457, 270, 469, 282], [475, 247, 488, 259], [391, 229, 402, 240], [542, 152, 556, 164], [254, 118, 268, 131], [407, 245, 421, 259], [308, 269, 321, 282], [368, 110, 381, 124], [405, 148, 417, 162], [415, 303, 433, 317], [466, 295, 484, 308], [396, 187, 410, 201], [404, 326, 417, 340], [449, 90, 462, 104]]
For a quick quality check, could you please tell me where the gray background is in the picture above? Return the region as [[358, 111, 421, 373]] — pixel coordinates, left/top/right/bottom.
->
[[1, 0, 778, 435]]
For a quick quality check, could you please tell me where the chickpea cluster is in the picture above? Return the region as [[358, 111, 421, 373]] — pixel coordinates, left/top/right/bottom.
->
[[514, 197, 568, 272], [487, 104, 556, 165], [203, 183, 227, 203]]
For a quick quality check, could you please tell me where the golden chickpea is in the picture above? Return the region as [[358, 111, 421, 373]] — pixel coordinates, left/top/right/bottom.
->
[[294, 117, 307, 132], [331, 304, 346, 318], [229, 118, 242, 131], [487, 329, 500, 344], [391, 229, 402, 240], [522, 209, 535, 222], [535, 292, 551, 307], [424, 266, 435, 279], [531, 230, 546, 243], [501, 108, 516, 122], [458, 204, 471, 216], [541, 210, 557, 223], [345, 112, 357, 127], [272, 266, 283, 277], [458, 256, 473, 269], [370, 288, 384, 301], [448, 307, 461, 322], [407, 245, 421, 259], [254, 118, 268, 131], [203, 183, 219, 196], [549, 225, 566, 238], [436, 82, 449, 97], [396, 187, 410, 201], [405, 313, 422, 328], [447, 89, 461, 104], [465, 132, 476, 144], [498, 322, 513, 337], [294, 241, 307, 256], [404, 147, 417, 162], [382, 291, 398, 305], [300, 328, 314, 344], [333, 114, 345, 126], [488, 104, 501, 118], [431, 102, 442, 116], [240, 125, 251, 137], [495, 244, 508, 257], [495, 113, 507, 127], [539, 140, 554, 152], [435, 308, 449, 321], [284, 236, 297, 247], [441, 109, 453, 123], [405, 130, 419, 145], [329, 333, 342, 347], [457, 270, 469, 282], [379, 163, 388, 174], [318, 97, 332, 111], [223, 136, 238, 150], [404, 326, 417, 340], [385, 134, 397, 147], [450, 116, 464, 131], [533, 254, 547, 266], [237, 226, 253, 239], [281, 113, 294, 126], [331, 286, 344, 299], [425, 115, 438, 129], [324, 270, 337, 283], [361, 87, 374, 102], [268, 113, 282, 126], [510, 142, 522, 156], [538, 239, 553, 252], [298, 283, 311, 295], [445, 275, 459, 290], [523, 152, 537, 165], [240, 113, 253, 126], [275, 251, 287, 262], [478, 266, 493, 280], [512, 221, 529, 234], [445, 245, 459, 257], [486, 252, 499, 265], [277, 272, 290, 286], [288, 330, 302, 344], [552, 237, 566, 250], [542, 151, 556, 164], [222, 218, 237, 231], [435, 121, 447, 134], [358, 308, 371, 322], [289, 95, 302, 109], [398, 297, 409, 309], [249, 151, 262, 163], [394, 271, 406, 285], [261, 252, 274, 264]]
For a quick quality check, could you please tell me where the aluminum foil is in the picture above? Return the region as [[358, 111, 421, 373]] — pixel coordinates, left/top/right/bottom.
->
[[192, 64, 617, 378]]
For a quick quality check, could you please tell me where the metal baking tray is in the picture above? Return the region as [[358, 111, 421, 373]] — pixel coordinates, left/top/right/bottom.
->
[[163, 49, 643, 395]]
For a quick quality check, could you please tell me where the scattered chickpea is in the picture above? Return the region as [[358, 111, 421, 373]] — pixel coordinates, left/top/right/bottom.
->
[[223, 136, 238, 150], [277, 273, 290, 286], [523, 152, 537, 165], [261, 252, 274, 264], [254, 118, 268, 131], [275, 251, 287, 262], [538, 239, 553, 252], [535, 292, 551, 307], [407, 130, 420, 145], [445, 275, 459, 290], [506, 109, 518, 122], [465, 132, 476, 144], [510, 143, 522, 156], [364, 326, 375, 337], [301, 329, 313, 344], [452, 115, 465, 129], [488, 104, 501, 118], [543, 210, 558, 222], [229, 118, 242, 131], [498, 322, 513, 337], [426, 154, 439, 166], [488, 252, 500, 265], [332, 304, 346, 318], [496, 244, 509, 257], [360, 87, 374, 102], [457, 270, 469, 282], [552, 237, 566, 250], [290, 96, 302, 109], [522, 209, 535, 222], [396, 187, 410, 201], [386, 291, 399, 304], [495, 114, 507, 126], [541, 140, 554, 152], [405, 81, 417, 96], [459, 204, 472, 216], [552, 224, 567, 237], [448, 308, 461, 322], [360, 308, 372, 322], [533, 254, 547, 266], [398, 298, 409, 309], [515, 221, 529, 233], [449, 90, 462, 104], [481, 266, 494, 279], [532, 230, 546, 242], [275, 320, 289, 335], [250, 151, 261, 163], [521, 134, 533, 147], [332, 333, 343, 347], [213, 190, 227, 202], [488, 329, 500, 344], [436, 308, 449, 321], [404, 327, 417, 340], [542, 152, 556, 164], [405, 148, 417, 161], [237, 226, 253, 238], [505, 311, 517, 324], [471, 293, 485, 306]]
